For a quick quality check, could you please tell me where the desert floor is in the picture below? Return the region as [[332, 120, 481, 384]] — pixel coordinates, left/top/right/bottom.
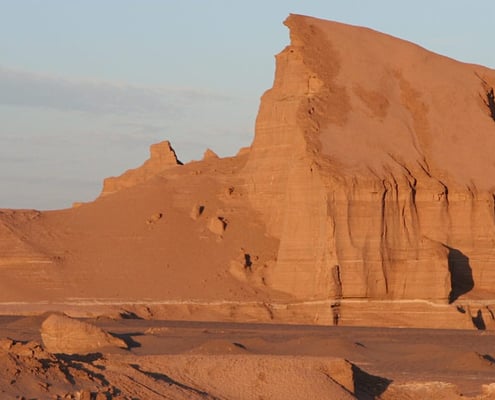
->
[[0, 315, 494, 399]]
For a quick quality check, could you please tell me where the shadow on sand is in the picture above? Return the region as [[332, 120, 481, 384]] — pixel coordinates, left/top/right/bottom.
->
[[352, 364, 391, 399]]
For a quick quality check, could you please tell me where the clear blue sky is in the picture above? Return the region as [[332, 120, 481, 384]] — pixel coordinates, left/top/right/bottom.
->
[[1, 0, 494, 209]]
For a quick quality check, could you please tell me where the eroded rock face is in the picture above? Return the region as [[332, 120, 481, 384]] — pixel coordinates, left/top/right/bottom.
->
[[100, 140, 182, 196], [203, 148, 219, 160], [0, 210, 51, 268], [41, 314, 127, 354], [243, 14, 495, 302], [0, 15, 494, 329]]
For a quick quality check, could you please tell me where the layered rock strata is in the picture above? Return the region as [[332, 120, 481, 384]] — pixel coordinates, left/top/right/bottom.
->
[[41, 313, 127, 354], [243, 15, 495, 305], [0, 15, 494, 329]]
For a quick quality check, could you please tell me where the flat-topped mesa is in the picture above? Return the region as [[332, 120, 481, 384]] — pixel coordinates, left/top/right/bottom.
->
[[243, 14, 495, 303], [100, 140, 182, 197]]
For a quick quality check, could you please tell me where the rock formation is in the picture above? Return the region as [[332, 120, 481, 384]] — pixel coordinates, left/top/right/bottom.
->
[[41, 313, 127, 354], [203, 148, 219, 160], [0, 15, 494, 329], [100, 140, 182, 196], [243, 15, 495, 306]]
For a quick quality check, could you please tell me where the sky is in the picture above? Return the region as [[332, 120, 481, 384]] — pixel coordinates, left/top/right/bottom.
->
[[1, 0, 495, 210]]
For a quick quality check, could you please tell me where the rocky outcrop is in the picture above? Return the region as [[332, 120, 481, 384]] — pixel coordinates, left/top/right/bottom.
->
[[100, 140, 182, 196], [203, 148, 219, 160], [0, 14, 494, 329], [41, 313, 127, 354], [243, 14, 495, 303]]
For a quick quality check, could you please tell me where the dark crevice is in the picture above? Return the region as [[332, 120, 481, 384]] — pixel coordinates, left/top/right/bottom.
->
[[331, 265, 342, 326], [119, 310, 143, 320], [472, 310, 486, 330], [446, 247, 474, 304], [456, 305, 466, 314], [481, 353, 495, 364], [243, 253, 252, 269], [484, 88, 495, 122], [475, 73, 495, 122], [486, 306, 495, 320]]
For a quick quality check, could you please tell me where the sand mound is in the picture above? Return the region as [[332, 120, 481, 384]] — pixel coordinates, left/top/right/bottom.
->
[[139, 355, 361, 400]]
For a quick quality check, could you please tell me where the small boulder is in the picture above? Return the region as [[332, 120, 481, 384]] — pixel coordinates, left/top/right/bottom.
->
[[208, 216, 227, 235], [146, 212, 163, 225], [0, 338, 13, 352], [190, 204, 205, 220], [79, 389, 93, 400]]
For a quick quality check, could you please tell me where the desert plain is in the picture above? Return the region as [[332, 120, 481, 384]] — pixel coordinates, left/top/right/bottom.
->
[[0, 14, 495, 399]]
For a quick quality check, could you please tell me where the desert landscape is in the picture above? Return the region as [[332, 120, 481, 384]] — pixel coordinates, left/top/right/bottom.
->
[[0, 14, 494, 399]]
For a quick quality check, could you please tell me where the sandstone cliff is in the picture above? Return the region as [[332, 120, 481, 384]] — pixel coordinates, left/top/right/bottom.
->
[[243, 15, 495, 308], [0, 15, 494, 329]]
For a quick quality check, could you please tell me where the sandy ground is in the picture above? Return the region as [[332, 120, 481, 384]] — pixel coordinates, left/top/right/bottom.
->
[[0, 315, 493, 399]]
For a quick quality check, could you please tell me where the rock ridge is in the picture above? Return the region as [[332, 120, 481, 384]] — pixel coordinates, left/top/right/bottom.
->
[[100, 140, 182, 196]]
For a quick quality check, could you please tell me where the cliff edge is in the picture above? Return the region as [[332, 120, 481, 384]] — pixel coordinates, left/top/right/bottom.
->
[[243, 15, 495, 310], [0, 15, 494, 329]]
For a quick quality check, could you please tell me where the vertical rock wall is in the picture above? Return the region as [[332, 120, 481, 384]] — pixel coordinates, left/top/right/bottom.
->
[[244, 15, 495, 304]]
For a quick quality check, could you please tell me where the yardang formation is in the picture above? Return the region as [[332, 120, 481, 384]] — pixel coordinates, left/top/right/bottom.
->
[[0, 14, 494, 330]]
